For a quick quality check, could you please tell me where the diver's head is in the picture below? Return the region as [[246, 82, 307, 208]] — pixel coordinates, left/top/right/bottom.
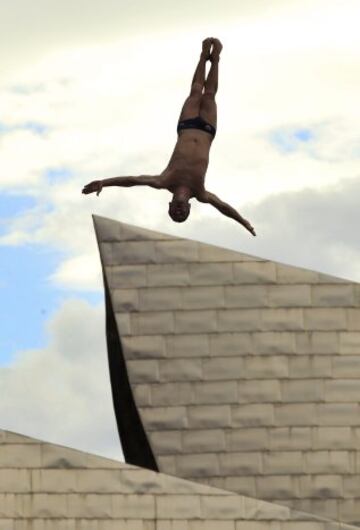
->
[[168, 198, 191, 223]]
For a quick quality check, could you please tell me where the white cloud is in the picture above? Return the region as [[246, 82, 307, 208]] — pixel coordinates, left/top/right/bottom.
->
[[0, 1, 359, 298], [1, 0, 360, 465], [2, 179, 359, 460], [50, 253, 103, 291], [3, 0, 328, 82], [180, 176, 360, 283], [0, 298, 122, 459]]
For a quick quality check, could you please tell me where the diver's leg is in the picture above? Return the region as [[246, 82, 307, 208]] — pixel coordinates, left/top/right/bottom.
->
[[191, 38, 212, 89], [178, 38, 212, 121], [199, 39, 222, 127]]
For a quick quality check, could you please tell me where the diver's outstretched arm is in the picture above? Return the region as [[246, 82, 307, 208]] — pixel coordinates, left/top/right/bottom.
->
[[199, 191, 256, 236], [82, 175, 162, 196]]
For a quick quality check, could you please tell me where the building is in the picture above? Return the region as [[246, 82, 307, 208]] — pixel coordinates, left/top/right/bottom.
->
[[1, 427, 357, 529], [95, 215, 360, 526], [2, 215, 360, 529]]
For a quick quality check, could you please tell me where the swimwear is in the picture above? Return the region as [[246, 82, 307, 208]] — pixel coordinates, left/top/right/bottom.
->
[[177, 116, 216, 138]]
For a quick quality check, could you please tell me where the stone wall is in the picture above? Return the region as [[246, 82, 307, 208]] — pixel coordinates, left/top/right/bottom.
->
[[1, 428, 358, 529], [94, 215, 360, 526]]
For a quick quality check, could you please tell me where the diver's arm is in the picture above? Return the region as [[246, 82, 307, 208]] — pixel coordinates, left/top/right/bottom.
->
[[199, 191, 256, 236], [82, 175, 162, 195]]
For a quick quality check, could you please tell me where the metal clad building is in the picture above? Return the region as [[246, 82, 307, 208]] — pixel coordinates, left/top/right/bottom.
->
[[94, 215, 360, 526]]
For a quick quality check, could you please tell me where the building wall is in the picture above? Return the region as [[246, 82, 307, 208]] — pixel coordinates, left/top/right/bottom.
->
[[2, 428, 354, 529], [94, 215, 360, 526]]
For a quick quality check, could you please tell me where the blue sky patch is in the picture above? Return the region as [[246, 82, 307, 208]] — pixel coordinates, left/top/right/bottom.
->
[[0, 123, 12, 134], [80, 292, 104, 305], [22, 121, 49, 135], [45, 167, 73, 183], [0, 245, 62, 363], [10, 83, 45, 95], [0, 194, 36, 222], [0, 120, 49, 136], [0, 244, 103, 365], [269, 127, 314, 153], [294, 128, 313, 142]]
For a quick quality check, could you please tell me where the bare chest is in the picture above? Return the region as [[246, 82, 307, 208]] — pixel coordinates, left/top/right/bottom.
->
[[166, 133, 211, 179], [164, 172, 203, 195]]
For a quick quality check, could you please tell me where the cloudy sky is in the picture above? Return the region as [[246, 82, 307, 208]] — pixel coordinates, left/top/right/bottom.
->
[[1, 0, 359, 460]]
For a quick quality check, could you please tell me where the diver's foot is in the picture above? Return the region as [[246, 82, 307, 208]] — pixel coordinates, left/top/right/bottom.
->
[[210, 38, 223, 62], [201, 37, 213, 60]]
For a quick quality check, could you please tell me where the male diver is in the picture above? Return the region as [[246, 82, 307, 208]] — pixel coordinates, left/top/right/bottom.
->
[[82, 38, 255, 236]]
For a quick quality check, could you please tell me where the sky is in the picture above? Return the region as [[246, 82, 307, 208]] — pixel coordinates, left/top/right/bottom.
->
[[1, 0, 359, 460]]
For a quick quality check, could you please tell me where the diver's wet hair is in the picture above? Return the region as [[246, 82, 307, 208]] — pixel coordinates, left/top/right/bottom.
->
[[168, 202, 191, 223]]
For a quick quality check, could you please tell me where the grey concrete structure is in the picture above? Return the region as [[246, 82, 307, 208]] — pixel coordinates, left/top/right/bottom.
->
[[1, 427, 359, 529], [94, 215, 360, 526]]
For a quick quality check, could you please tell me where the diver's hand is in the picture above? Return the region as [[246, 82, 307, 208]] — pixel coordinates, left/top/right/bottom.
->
[[243, 219, 256, 236], [82, 180, 103, 196]]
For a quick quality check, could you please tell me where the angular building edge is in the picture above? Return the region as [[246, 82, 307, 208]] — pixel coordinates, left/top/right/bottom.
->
[[93, 215, 158, 472]]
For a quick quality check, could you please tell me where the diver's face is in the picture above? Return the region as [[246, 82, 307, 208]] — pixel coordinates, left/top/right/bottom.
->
[[168, 200, 190, 223]]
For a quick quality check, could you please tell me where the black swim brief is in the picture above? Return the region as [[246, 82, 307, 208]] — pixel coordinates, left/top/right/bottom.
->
[[177, 116, 216, 138]]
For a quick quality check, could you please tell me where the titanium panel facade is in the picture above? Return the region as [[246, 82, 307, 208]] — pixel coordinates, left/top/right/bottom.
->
[[94, 215, 360, 525]]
